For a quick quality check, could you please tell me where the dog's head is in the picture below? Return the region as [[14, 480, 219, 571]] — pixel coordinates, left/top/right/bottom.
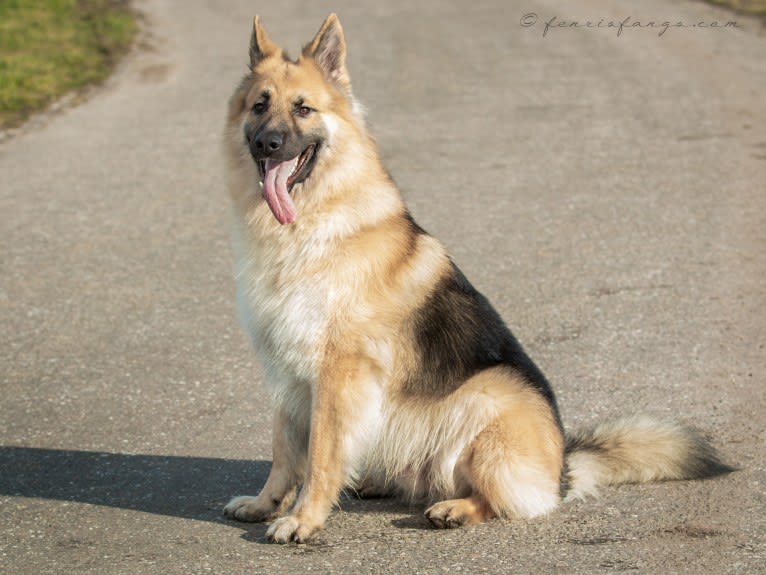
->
[[227, 14, 364, 225]]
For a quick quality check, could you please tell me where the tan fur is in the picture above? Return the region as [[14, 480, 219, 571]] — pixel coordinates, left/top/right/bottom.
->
[[222, 15, 731, 543], [564, 416, 728, 501]]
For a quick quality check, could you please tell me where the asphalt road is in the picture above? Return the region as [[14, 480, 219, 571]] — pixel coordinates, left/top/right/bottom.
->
[[1, 0, 764, 573]]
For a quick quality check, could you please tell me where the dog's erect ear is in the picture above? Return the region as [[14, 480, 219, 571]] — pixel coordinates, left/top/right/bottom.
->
[[249, 15, 279, 69], [303, 14, 351, 92]]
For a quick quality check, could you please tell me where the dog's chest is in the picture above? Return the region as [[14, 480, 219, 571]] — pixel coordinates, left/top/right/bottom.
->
[[243, 278, 332, 380], [235, 235, 342, 381]]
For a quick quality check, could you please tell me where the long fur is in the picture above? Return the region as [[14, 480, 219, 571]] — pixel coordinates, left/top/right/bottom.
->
[[563, 416, 734, 501], [221, 14, 733, 543]]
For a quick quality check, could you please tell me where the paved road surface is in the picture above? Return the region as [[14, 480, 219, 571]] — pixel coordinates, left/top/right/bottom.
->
[[1, 0, 764, 573]]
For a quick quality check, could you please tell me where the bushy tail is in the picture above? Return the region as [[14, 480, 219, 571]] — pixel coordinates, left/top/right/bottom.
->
[[563, 415, 734, 501]]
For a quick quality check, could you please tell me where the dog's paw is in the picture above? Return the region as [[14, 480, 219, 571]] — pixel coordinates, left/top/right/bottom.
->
[[266, 515, 319, 544], [425, 498, 486, 529], [223, 495, 277, 523]]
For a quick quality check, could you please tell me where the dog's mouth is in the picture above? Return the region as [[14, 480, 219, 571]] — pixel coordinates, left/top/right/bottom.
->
[[257, 144, 317, 225]]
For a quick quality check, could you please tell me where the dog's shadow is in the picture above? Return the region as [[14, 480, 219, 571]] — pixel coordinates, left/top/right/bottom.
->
[[1, 446, 425, 543], [1, 446, 268, 524]]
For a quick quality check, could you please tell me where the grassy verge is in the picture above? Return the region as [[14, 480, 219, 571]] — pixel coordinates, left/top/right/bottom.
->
[[0, 0, 136, 130], [702, 0, 766, 22]]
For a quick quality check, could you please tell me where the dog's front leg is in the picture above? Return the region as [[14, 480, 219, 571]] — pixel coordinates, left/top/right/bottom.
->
[[224, 407, 307, 522], [266, 356, 371, 543]]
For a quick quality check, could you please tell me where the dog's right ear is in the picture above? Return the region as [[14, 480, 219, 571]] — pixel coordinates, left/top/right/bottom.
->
[[249, 15, 279, 69]]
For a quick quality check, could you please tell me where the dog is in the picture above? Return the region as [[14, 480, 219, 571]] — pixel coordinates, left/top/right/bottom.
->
[[221, 14, 732, 543]]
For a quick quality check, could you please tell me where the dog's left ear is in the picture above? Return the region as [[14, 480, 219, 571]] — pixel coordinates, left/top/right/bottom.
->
[[304, 14, 351, 93]]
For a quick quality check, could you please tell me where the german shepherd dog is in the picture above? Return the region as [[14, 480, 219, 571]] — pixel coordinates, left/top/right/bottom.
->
[[222, 14, 732, 543]]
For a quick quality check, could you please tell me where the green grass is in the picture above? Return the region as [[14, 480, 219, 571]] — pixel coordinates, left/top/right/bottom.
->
[[702, 0, 766, 21], [0, 0, 136, 129]]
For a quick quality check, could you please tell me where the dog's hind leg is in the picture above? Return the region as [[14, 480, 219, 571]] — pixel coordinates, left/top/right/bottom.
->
[[426, 380, 564, 528], [424, 493, 495, 528], [224, 407, 307, 522]]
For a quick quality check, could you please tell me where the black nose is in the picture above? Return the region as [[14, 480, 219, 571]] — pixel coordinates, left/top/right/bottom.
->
[[253, 130, 284, 156]]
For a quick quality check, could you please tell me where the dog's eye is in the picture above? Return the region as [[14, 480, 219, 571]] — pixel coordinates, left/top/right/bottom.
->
[[252, 101, 267, 114], [296, 105, 312, 118]]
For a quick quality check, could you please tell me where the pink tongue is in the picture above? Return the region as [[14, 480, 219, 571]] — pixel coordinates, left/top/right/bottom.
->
[[262, 157, 298, 225]]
